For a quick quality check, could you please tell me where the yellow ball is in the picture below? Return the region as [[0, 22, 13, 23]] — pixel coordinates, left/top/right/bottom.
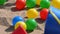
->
[[15, 21, 27, 30], [36, 0, 41, 5], [26, 8, 38, 18], [51, 0, 60, 9]]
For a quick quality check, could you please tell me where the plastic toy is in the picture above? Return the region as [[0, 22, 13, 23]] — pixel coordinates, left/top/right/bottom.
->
[[12, 26, 27, 34], [40, 8, 49, 20], [44, 6, 60, 34], [26, 0, 36, 8], [0, 0, 6, 5], [12, 16, 24, 26], [16, 0, 26, 10], [36, 0, 41, 5], [15, 21, 27, 30], [26, 8, 38, 18], [25, 18, 38, 31], [51, 0, 60, 9], [40, 0, 50, 9]]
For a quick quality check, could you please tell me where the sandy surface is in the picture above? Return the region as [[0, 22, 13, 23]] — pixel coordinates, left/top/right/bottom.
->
[[0, 0, 45, 34]]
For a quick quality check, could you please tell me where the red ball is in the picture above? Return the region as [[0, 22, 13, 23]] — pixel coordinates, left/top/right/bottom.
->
[[16, 0, 26, 10], [40, 8, 49, 20]]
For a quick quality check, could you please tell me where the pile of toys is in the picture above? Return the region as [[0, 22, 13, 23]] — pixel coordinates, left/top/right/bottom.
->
[[11, 0, 50, 34], [0, 0, 52, 34]]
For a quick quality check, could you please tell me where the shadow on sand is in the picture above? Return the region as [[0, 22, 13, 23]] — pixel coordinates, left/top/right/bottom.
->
[[0, 17, 10, 26]]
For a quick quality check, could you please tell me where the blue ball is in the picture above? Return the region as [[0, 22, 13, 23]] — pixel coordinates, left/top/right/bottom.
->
[[12, 16, 24, 26]]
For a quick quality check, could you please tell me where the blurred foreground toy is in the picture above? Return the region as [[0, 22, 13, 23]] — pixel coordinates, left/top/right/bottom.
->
[[26, 0, 36, 8], [25, 18, 38, 31], [12, 26, 27, 34], [16, 0, 26, 10], [0, 0, 6, 5], [15, 21, 27, 30], [26, 8, 38, 18], [44, 6, 60, 34], [40, 0, 50, 9], [12, 16, 24, 26], [40, 8, 49, 20], [51, 0, 60, 9], [36, 0, 41, 5]]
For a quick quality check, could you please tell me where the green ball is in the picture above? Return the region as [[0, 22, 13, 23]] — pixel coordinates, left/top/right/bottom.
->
[[26, 0, 36, 8], [25, 18, 38, 31], [40, 0, 50, 9], [0, 0, 6, 5]]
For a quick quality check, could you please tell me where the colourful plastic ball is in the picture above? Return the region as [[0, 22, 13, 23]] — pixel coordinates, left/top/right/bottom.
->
[[0, 0, 6, 5], [16, 0, 26, 10], [26, 0, 36, 8], [40, 0, 50, 9], [15, 21, 27, 30], [36, 0, 41, 5], [51, 0, 60, 9], [12, 16, 24, 26], [25, 18, 38, 31], [40, 8, 49, 20], [26, 8, 38, 18]]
